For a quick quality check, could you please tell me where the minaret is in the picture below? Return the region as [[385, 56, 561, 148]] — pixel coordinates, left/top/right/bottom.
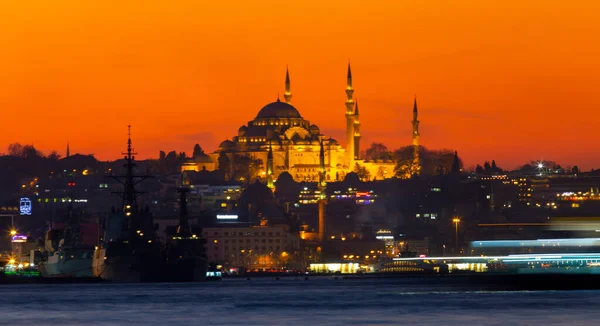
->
[[284, 66, 292, 104], [318, 139, 327, 243], [345, 62, 355, 162], [411, 97, 421, 175], [66, 142, 70, 158], [353, 100, 361, 160], [266, 142, 274, 189], [176, 175, 192, 237]]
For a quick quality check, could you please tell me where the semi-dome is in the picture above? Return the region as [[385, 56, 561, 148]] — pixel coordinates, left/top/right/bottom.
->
[[256, 98, 302, 119]]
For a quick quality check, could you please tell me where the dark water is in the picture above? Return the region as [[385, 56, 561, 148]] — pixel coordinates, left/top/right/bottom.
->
[[1, 277, 599, 325]]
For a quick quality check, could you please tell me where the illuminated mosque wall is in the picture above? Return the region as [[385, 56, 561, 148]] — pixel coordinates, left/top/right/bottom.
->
[[182, 65, 399, 182]]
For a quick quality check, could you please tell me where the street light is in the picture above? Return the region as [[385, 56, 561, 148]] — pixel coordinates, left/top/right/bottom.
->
[[452, 217, 460, 253]]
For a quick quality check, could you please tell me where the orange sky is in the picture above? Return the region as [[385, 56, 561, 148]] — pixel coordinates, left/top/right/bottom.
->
[[1, 1, 600, 170]]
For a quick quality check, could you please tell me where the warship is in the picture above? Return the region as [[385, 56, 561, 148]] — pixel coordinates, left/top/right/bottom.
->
[[162, 180, 209, 282], [92, 126, 163, 282], [39, 181, 94, 278]]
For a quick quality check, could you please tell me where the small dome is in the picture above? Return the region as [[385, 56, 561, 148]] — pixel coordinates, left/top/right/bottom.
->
[[308, 125, 320, 135], [194, 153, 213, 163], [256, 99, 302, 119], [238, 126, 247, 132], [328, 138, 339, 145], [219, 140, 235, 149]]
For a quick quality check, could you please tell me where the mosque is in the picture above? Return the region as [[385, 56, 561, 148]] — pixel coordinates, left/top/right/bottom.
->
[[182, 64, 420, 183]]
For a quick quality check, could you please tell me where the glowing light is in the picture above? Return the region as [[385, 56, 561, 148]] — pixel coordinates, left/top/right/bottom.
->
[[9, 230, 17, 236], [11, 235, 27, 243], [452, 217, 460, 223], [19, 198, 32, 215], [216, 214, 238, 220]]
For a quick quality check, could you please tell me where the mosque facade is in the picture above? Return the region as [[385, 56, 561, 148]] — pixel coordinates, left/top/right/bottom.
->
[[182, 64, 402, 183]]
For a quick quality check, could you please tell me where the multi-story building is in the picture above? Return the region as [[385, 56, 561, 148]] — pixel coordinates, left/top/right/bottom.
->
[[202, 224, 301, 270]]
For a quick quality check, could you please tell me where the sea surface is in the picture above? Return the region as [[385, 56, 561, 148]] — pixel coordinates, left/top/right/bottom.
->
[[1, 277, 599, 326]]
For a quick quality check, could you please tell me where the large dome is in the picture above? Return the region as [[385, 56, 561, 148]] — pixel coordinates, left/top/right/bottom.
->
[[256, 99, 302, 119]]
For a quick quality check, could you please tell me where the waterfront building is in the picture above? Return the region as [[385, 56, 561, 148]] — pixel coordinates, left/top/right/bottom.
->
[[202, 225, 301, 270]]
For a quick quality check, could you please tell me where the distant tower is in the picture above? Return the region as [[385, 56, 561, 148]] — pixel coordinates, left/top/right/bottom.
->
[[284, 66, 292, 104], [266, 142, 275, 189], [353, 100, 361, 160], [451, 151, 461, 174], [345, 62, 356, 162], [411, 97, 421, 175], [66, 142, 70, 158], [318, 139, 327, 243]]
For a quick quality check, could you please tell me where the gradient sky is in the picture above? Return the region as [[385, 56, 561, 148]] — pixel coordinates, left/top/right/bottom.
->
[[1, 1, 600, 170]]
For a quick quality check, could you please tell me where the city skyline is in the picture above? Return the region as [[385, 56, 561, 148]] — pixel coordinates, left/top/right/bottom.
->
[[1, 1, 600, 169]]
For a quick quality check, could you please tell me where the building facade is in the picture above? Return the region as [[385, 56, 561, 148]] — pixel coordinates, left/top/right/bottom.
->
[[202, 225, 301, 270], [182, 64, 408, 182]]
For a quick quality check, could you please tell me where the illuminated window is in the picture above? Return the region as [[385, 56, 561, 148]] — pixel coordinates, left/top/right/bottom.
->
[[572, 203, 580, 208]]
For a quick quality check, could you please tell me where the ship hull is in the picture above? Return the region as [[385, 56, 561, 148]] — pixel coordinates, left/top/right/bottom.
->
[[163, 257, 208, 282], [93, 247, 163, 283], [39, 248, 95, 278], [39, 259, 94, 278]]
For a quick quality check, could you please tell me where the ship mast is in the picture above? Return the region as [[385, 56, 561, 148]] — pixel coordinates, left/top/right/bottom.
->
[[109, 125, 153, 236], [61, 180, 79, 249]]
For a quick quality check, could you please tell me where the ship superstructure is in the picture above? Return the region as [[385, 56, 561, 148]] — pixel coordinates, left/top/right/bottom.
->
[[162, 178, 209, 281], [92, 126, 163, 282], [39, 181, 94, 278]]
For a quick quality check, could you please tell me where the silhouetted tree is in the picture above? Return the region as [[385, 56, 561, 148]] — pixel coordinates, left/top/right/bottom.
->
[[342, 172, 361, 189], [8, 143, 42, 159], [232, 154, 263, 183], [48, 150, 61, 161], [353, 162, 370, 181], [475, 164, 484, 174], [192, 144, 204, 158], [376, 166, 387, 179], [484, 161, 491, 173], [217, 152, 231, 177], [365, 143, 392, 161], [572, 165, 580, 174], [451, 151, 461, 174], [274, 171, 298, 202]]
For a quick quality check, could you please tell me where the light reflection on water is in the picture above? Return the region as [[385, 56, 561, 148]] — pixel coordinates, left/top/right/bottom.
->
[[1, 277, 599, 326]]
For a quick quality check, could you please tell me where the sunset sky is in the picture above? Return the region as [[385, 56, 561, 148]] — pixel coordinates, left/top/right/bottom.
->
[[1, 1, 599, 170]]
